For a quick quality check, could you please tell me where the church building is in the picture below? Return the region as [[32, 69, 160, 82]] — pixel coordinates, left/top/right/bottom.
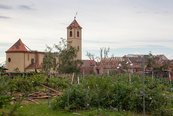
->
[[5, 18, 82, 72], [6, 39, 45, 72]]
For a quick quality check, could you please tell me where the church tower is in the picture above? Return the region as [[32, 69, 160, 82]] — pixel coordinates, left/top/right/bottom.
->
[[67, 18, 82, 60]]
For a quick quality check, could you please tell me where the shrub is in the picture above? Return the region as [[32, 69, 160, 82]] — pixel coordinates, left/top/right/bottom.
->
[[0, 77, 11, 108], [152, 108, 173, 116], [52, 75, 173, 113], [47, 77, 69, 90], [52, 85, 89, 111], [0, 96, 11, 108]]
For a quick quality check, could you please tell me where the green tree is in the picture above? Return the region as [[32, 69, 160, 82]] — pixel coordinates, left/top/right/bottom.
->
[[146, 52, 154, 69], [43, 46, 56, 74], [55, 38, 82, 74], [43, 38, 82, 74]]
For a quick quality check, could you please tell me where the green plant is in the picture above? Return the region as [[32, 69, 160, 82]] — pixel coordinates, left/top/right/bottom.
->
[[0, 77, 11, 108], [0, 96, 11, 108], [48, 77, 69, 90], [52, 85, 88, 111], [52, 74, 173, 114]]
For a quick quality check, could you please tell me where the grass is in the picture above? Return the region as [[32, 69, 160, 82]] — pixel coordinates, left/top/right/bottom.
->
[[0, 101, 141, 116]]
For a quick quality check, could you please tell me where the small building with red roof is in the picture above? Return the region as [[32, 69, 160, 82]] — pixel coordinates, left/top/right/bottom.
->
[[6, 39, 45, 72]]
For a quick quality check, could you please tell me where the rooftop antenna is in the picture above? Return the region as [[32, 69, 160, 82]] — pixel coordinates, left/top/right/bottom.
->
[[74, 12, 78, 19]]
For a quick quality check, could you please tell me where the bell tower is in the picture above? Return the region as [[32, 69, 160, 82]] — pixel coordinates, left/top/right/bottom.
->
[[67, 18, 82, 60]]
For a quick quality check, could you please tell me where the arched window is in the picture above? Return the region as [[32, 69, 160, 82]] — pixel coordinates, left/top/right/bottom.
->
[[31, 58, 34, 64], [77, 31, 80, 37], [70, 31, 72, 37], [8, 58, 11, 63]]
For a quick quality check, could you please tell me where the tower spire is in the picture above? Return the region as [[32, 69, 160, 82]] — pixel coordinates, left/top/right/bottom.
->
[[74, 12, 78, 20]]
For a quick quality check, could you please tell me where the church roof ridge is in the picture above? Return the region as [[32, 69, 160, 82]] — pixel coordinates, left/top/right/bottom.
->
[[67, 19, 82, 29], [6, 39, 29, 53]]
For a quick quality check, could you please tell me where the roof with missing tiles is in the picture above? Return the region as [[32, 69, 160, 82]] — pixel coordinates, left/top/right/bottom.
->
[[6, 39, 28, 53], [67, 19, 82, 29]]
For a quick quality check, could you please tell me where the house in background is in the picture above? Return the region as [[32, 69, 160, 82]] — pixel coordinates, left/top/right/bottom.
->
[[83, 54, 173, 80], [6, 39, 45, 73], [80, 60, 96, 75]]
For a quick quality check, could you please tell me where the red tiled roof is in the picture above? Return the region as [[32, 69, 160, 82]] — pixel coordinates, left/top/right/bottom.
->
[[67, 19, 82, 29], [82, 60, 95, 67], [6, 39, 28, 53]]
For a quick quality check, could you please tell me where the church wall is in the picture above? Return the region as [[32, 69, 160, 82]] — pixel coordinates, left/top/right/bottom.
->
[[38, 53, 45, 65], [6, 53, 25, 72], [24, 52, 35, 69], [6, 52, 45, 73], [67, 38, 82, 60], [67, 24, 82, 60]]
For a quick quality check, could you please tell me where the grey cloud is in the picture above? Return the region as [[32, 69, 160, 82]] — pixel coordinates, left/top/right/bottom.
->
[[0, 4, 34, 10], [0, 4, 12, 9], [0, 16, 11, 19], [136, 10, 173, 15], [133, 38, 173, 43], [18, 5, 33, 10], [84, 40, 122, 44], [84, 39, 173, 44], [1, 42, 12, 47], [60, 22, 68, 25]]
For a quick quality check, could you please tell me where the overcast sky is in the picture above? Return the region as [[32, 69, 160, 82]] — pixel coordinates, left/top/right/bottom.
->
[[1, 0, 173, 63]]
